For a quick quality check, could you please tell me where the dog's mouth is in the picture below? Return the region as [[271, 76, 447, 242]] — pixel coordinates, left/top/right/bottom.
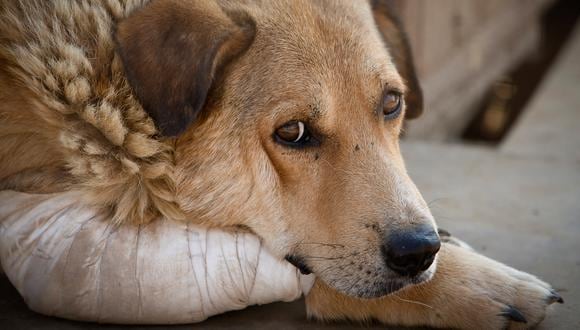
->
[[356, 269, 435, 298], [284, 254, 313, 275], [284, 252, 437, 298]]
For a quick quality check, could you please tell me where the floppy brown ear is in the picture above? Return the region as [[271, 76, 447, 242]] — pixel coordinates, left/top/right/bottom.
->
[[115, 0, 255, 136], [371, 1, 424, 119]]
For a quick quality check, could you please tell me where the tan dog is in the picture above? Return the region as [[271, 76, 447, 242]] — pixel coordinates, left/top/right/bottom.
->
[[0, 0, 561, 328]]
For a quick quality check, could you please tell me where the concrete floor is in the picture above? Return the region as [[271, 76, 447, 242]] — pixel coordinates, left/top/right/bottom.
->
[[402, 20, 580, 329], [1, 19, 579, 330]]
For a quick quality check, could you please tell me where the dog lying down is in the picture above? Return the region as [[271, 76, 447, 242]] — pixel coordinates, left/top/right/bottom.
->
[[0, 0, 562, 328]]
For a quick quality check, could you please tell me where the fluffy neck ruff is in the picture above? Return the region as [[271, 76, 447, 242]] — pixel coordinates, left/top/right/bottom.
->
[[0, 1, 183, 224]]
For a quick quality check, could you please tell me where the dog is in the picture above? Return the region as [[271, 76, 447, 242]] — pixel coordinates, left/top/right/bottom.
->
[[0, 0, 562, 328]]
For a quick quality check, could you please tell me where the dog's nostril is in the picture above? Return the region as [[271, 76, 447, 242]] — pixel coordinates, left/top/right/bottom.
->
[[382, 228, 441, 277]]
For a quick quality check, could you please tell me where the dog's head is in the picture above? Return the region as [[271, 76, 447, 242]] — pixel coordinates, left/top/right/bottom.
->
[[116, 0, 438, 298]]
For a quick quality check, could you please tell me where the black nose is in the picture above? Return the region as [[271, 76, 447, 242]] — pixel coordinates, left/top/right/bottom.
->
[[382, 227, 441, 277]]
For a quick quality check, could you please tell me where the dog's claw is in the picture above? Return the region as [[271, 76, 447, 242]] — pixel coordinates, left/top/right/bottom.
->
[[548, 290, 564, 304], [499, 306, 527, 323]]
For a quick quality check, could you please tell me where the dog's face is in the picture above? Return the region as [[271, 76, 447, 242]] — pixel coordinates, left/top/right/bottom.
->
[[116, 0, 438, 298]]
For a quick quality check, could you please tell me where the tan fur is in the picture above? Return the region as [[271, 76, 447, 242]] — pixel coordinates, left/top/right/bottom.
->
[[0, 1, 558, 328]]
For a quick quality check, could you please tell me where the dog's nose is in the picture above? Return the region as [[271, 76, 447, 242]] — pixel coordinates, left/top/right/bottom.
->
[[382, 227, 441, 277]]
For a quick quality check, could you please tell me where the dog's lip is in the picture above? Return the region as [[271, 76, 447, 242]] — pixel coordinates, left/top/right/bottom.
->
[[351, 280, 409, 299], [380, 280, 409, 296], [385, 269, 433, 293], [284, 254, 312, 275], [352, 270, 433, 298]]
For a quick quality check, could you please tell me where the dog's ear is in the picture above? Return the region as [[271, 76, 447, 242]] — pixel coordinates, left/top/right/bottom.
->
[[371, 1, 423, 119], [115, 1, 255, 136]]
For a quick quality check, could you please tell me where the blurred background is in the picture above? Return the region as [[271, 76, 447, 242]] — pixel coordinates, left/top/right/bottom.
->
[[389, 0, 580, 143], [390, 0, 580, 328], [2, 0, 580, 329]]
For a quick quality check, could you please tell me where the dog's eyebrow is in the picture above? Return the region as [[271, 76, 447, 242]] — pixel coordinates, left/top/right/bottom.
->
[[269, 98, 324, 122], [308, 101, 322, 119], [375, 67, 407, 94]]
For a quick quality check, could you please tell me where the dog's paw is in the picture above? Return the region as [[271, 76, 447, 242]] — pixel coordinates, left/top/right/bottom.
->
[[424, 244, 563, 329], [305, 243, 562, 329], [305, 243, 562, 330]]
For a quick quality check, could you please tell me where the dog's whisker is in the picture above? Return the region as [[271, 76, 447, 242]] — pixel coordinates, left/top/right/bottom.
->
[[427, 198, 447, 207], [392, 294, 435, 310], [344, 272, 366, 294], [301, 255, 347, 260], [316, 264, 340, 277], [300, 246, 374, 262], [293, 242, 346, 248]]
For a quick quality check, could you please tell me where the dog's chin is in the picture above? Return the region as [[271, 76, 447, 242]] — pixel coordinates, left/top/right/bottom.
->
[[344, 259, 438, 299]]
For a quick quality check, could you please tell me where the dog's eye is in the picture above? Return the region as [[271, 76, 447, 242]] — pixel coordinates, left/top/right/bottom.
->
[[383, 92, 402, 119], [275, 121, 312, 146]]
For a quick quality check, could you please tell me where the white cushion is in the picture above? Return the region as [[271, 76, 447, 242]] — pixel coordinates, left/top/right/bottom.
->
[[0, 191, 314, 324]]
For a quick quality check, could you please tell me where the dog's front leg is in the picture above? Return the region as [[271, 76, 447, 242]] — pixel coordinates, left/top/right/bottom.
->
[[306, 241, 562, 329]]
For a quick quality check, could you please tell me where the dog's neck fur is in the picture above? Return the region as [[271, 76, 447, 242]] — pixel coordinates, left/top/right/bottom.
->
[[0, 0, 183, 224]]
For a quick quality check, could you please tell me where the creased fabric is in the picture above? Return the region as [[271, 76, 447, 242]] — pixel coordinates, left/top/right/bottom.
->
[[0, 191, 314, 324]]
